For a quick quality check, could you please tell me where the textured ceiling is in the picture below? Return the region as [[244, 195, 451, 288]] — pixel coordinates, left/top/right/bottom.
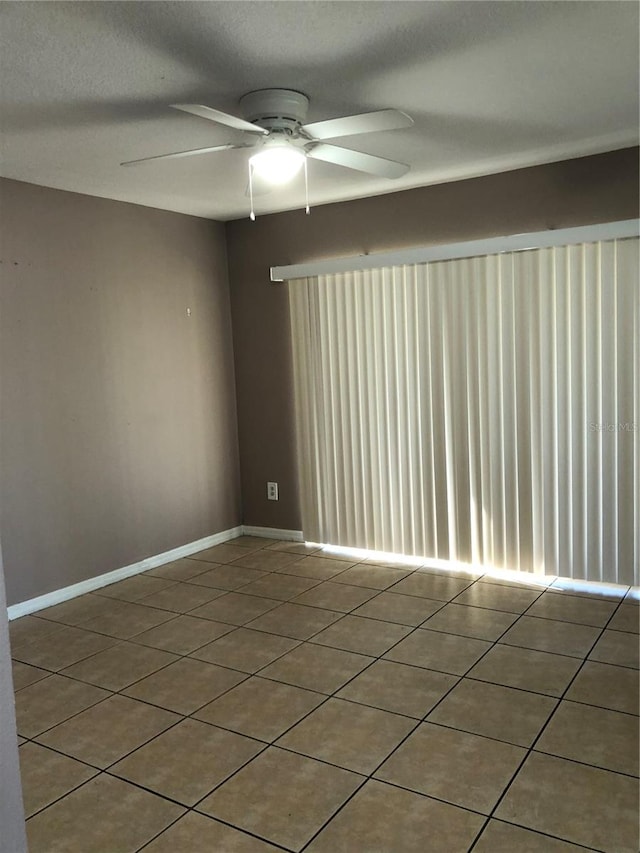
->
[[1, 1, 638, 221]]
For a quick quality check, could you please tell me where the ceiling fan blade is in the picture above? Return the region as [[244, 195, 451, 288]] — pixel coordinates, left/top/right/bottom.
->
[[171, 104, 267, 135], [121, 143, 249, 166], [307, 144, 409, 179], [302, 109, 413, 141]]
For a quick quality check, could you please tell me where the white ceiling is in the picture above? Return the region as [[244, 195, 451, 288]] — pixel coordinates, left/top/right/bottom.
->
[[1, 1, 638, 221]]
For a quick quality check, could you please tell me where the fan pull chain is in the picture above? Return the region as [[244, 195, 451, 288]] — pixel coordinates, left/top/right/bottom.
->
[[249, 163, 256, 221], [304, 158, 310, 215]]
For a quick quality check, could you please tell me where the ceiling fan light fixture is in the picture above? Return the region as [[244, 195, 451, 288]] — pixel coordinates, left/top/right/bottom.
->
[[249, 145, 306, 185]]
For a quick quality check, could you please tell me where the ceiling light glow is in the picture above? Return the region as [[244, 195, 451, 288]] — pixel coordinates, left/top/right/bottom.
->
[[250, 146, 306, 184]]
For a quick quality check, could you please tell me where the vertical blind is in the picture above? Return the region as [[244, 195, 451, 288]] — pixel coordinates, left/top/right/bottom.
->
[[289, 237, 639, 585]]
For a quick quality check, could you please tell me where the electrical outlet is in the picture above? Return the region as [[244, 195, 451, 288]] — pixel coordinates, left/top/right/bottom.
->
[[267, 481, 279, 501]]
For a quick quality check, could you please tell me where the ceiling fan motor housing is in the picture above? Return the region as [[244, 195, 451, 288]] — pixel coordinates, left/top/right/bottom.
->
[[239, 89, 310, 133]]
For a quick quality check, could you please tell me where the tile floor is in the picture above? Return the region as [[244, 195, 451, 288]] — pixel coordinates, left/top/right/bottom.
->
[[9, 536, 640, 852]]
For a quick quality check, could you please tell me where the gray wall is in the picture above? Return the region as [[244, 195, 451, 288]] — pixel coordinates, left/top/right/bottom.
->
[[225, 147, 640, 530], [0, 538, 27, 853], [1, 149, 638, 605], [1, 179, 242, 606]]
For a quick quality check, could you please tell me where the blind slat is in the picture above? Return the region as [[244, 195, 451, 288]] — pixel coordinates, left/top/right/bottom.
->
[[289, 237, 639, 585]]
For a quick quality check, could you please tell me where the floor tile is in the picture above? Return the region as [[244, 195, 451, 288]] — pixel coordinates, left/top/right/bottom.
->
[[588, 628, 639, 668], [189, 592, 281, 625], [260, 643, 373, 694], [187, 564, 267, 590], [19, 742, 98, 818], [9, 614, 69, 647], [352, 591, 444, 625], [61, 641, 178, 690], [536, 699, 639, 776], [478, 572, 554, 589], [499, 615, 600, 658], [136, 581, 226, 613], [143, 812, 282, 853], [80, 598, 175, 639], [266, 540, 321, 556], [238, 572, 320, 601], [13, 565, 635, 853], [190, 627, 299, 673], [246, 602, 343, 639], [474, 819, 592, 852], [35, 594, 125, 627], [15, 599, 108, 631], [147, 557, 213, 581], [11, 660, 50, 691], [391, 572, 473, 601], [331, 564, 412, 589], [376, 722, 525, 813], [194, 676, 324, 741], [453, 581, 543, 613], [468, 644, 581, 696], [292, 581, 378, 612], [197, 747, 362, 852], [230, 535, 276, 549], [365, 556, 424, 569], [384, 628, 491, 675], [15, 674, 110, 738], [276, 555, 352, 579], [111, 718, 263, 805], [190, 543, 253, 563], [36, 694, 180, 768], [123, 657, 246, 714], [550, 578, 627, 599], [310, 615, 412, 656], [427, 678, 557, 746], [608, 603, 640, 634], [277, 697, 415, 774], [11, 624, 117, 671], [306, 779, 483, 853], [26, 773, 185, 853], [95, 574, 176, 603], [231, 549, 303, 571], [317, 548, 362, 563], [336, 659, 457, 718], [495, 751, 640, 851], [525, 590, 618, 627], [419, 563, 483, 579], [420, 602, 518, 640], [565, 660, 639, 714], [132, 614, 234, 655]]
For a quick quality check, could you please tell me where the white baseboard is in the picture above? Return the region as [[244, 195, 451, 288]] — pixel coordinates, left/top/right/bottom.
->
[[242, 526, 303, 542], [7, 525, 244, 621], [7, 524, 304, 620]]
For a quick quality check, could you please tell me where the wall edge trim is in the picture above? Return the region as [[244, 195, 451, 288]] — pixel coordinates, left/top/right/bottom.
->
[[241, 525, 304, 541], [7, 526, 243, 620], [7, 525, 304, 619]]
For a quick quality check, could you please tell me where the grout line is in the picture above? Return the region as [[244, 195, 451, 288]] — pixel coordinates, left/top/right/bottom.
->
[[133, 811, 189, 853], [466, 592, 632, 851], [251, 587, 507, 850], [156, 811, 295, 853], [529, 747, 640, 780], [470, 817, 604, 853], [14, 540, 638, 852], [180, 585, 463, 834], [22, 767, 103, 823]]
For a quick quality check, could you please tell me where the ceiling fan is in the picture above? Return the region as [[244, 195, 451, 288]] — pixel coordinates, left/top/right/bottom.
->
[[121, 89, 413, 216]]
